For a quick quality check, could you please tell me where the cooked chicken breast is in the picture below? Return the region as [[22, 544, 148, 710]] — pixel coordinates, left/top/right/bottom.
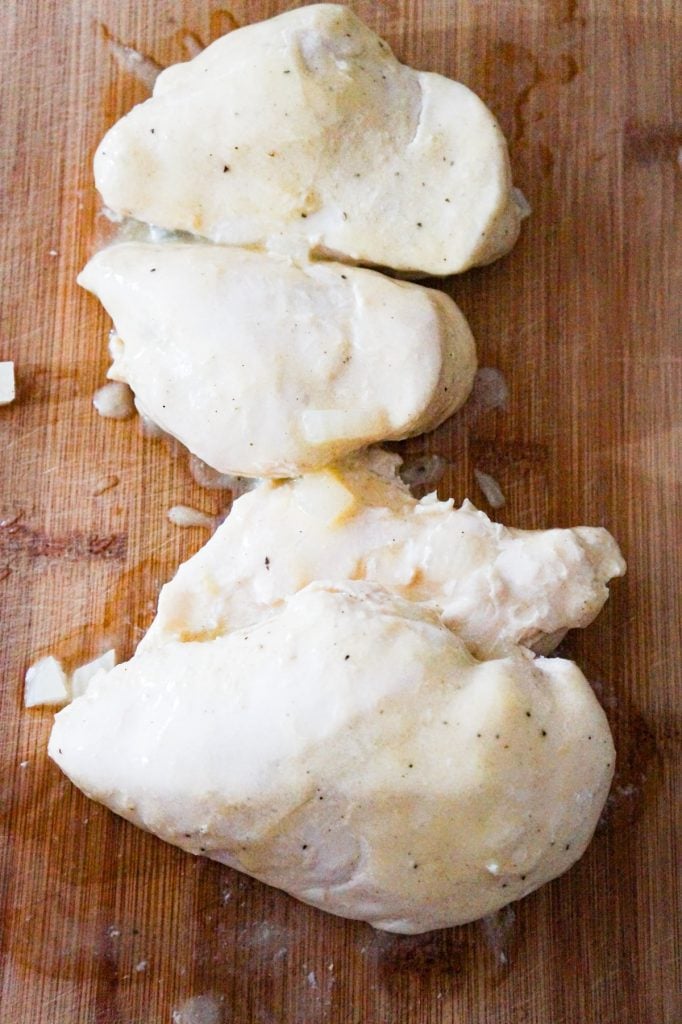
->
[[94, 4, 523, 276], [78, 244, 476, 477], [50, 581, 614, 934], [141, 449, 626, 658]]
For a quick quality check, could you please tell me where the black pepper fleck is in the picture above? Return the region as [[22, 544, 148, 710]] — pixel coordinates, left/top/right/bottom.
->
[[223, 165, 230, 172], [264, 556, 270, 570]]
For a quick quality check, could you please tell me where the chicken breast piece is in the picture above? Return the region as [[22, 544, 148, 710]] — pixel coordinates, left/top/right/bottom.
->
[[141, 449, 626, 658], [78, 244, 476, 477], [94, 4, 523, 276], [50, 581, 614, 934]]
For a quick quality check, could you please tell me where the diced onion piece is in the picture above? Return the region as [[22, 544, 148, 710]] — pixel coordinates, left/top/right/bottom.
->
[[0, 362, 15, 405], [71, 650, 117, 700], [25, 656, 69, 708], [293, 469, 357, 526], [167, 505, 215, 529]]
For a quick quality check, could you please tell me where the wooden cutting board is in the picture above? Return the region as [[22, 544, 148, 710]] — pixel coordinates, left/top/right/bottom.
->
[[1, 2, 679, 1021]]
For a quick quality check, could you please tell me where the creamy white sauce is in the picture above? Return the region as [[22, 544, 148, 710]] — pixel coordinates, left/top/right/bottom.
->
[[93, 381, 135, 419]]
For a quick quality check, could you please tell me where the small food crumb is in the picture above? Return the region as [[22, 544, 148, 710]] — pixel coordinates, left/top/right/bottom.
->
[[93, 381, 136, 419], [92, 473, 120, 496], [167, 505, 215, 530], [0, 362, 16, 405], [399, 453, 446, 493], [474, 469, 506, 509], [172, 995, 222, 1024], [512, 186, 532, 220], [25, 656, 69, 708], [469, 367, 510, 414]]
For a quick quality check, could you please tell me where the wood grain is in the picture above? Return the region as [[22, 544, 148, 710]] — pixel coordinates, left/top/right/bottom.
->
[[1, 2, 679, 1022]]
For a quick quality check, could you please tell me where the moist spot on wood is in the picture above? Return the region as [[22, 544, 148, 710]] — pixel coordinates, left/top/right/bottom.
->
[[0, 524, 127, 561], [623, 121, 682, 165]]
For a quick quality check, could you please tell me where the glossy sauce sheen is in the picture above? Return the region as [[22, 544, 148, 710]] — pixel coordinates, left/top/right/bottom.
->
[[0, 3, 679, 1023]]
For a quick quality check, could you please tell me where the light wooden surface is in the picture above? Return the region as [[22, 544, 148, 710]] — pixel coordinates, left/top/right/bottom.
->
[[1, 2, 680, 1022]]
